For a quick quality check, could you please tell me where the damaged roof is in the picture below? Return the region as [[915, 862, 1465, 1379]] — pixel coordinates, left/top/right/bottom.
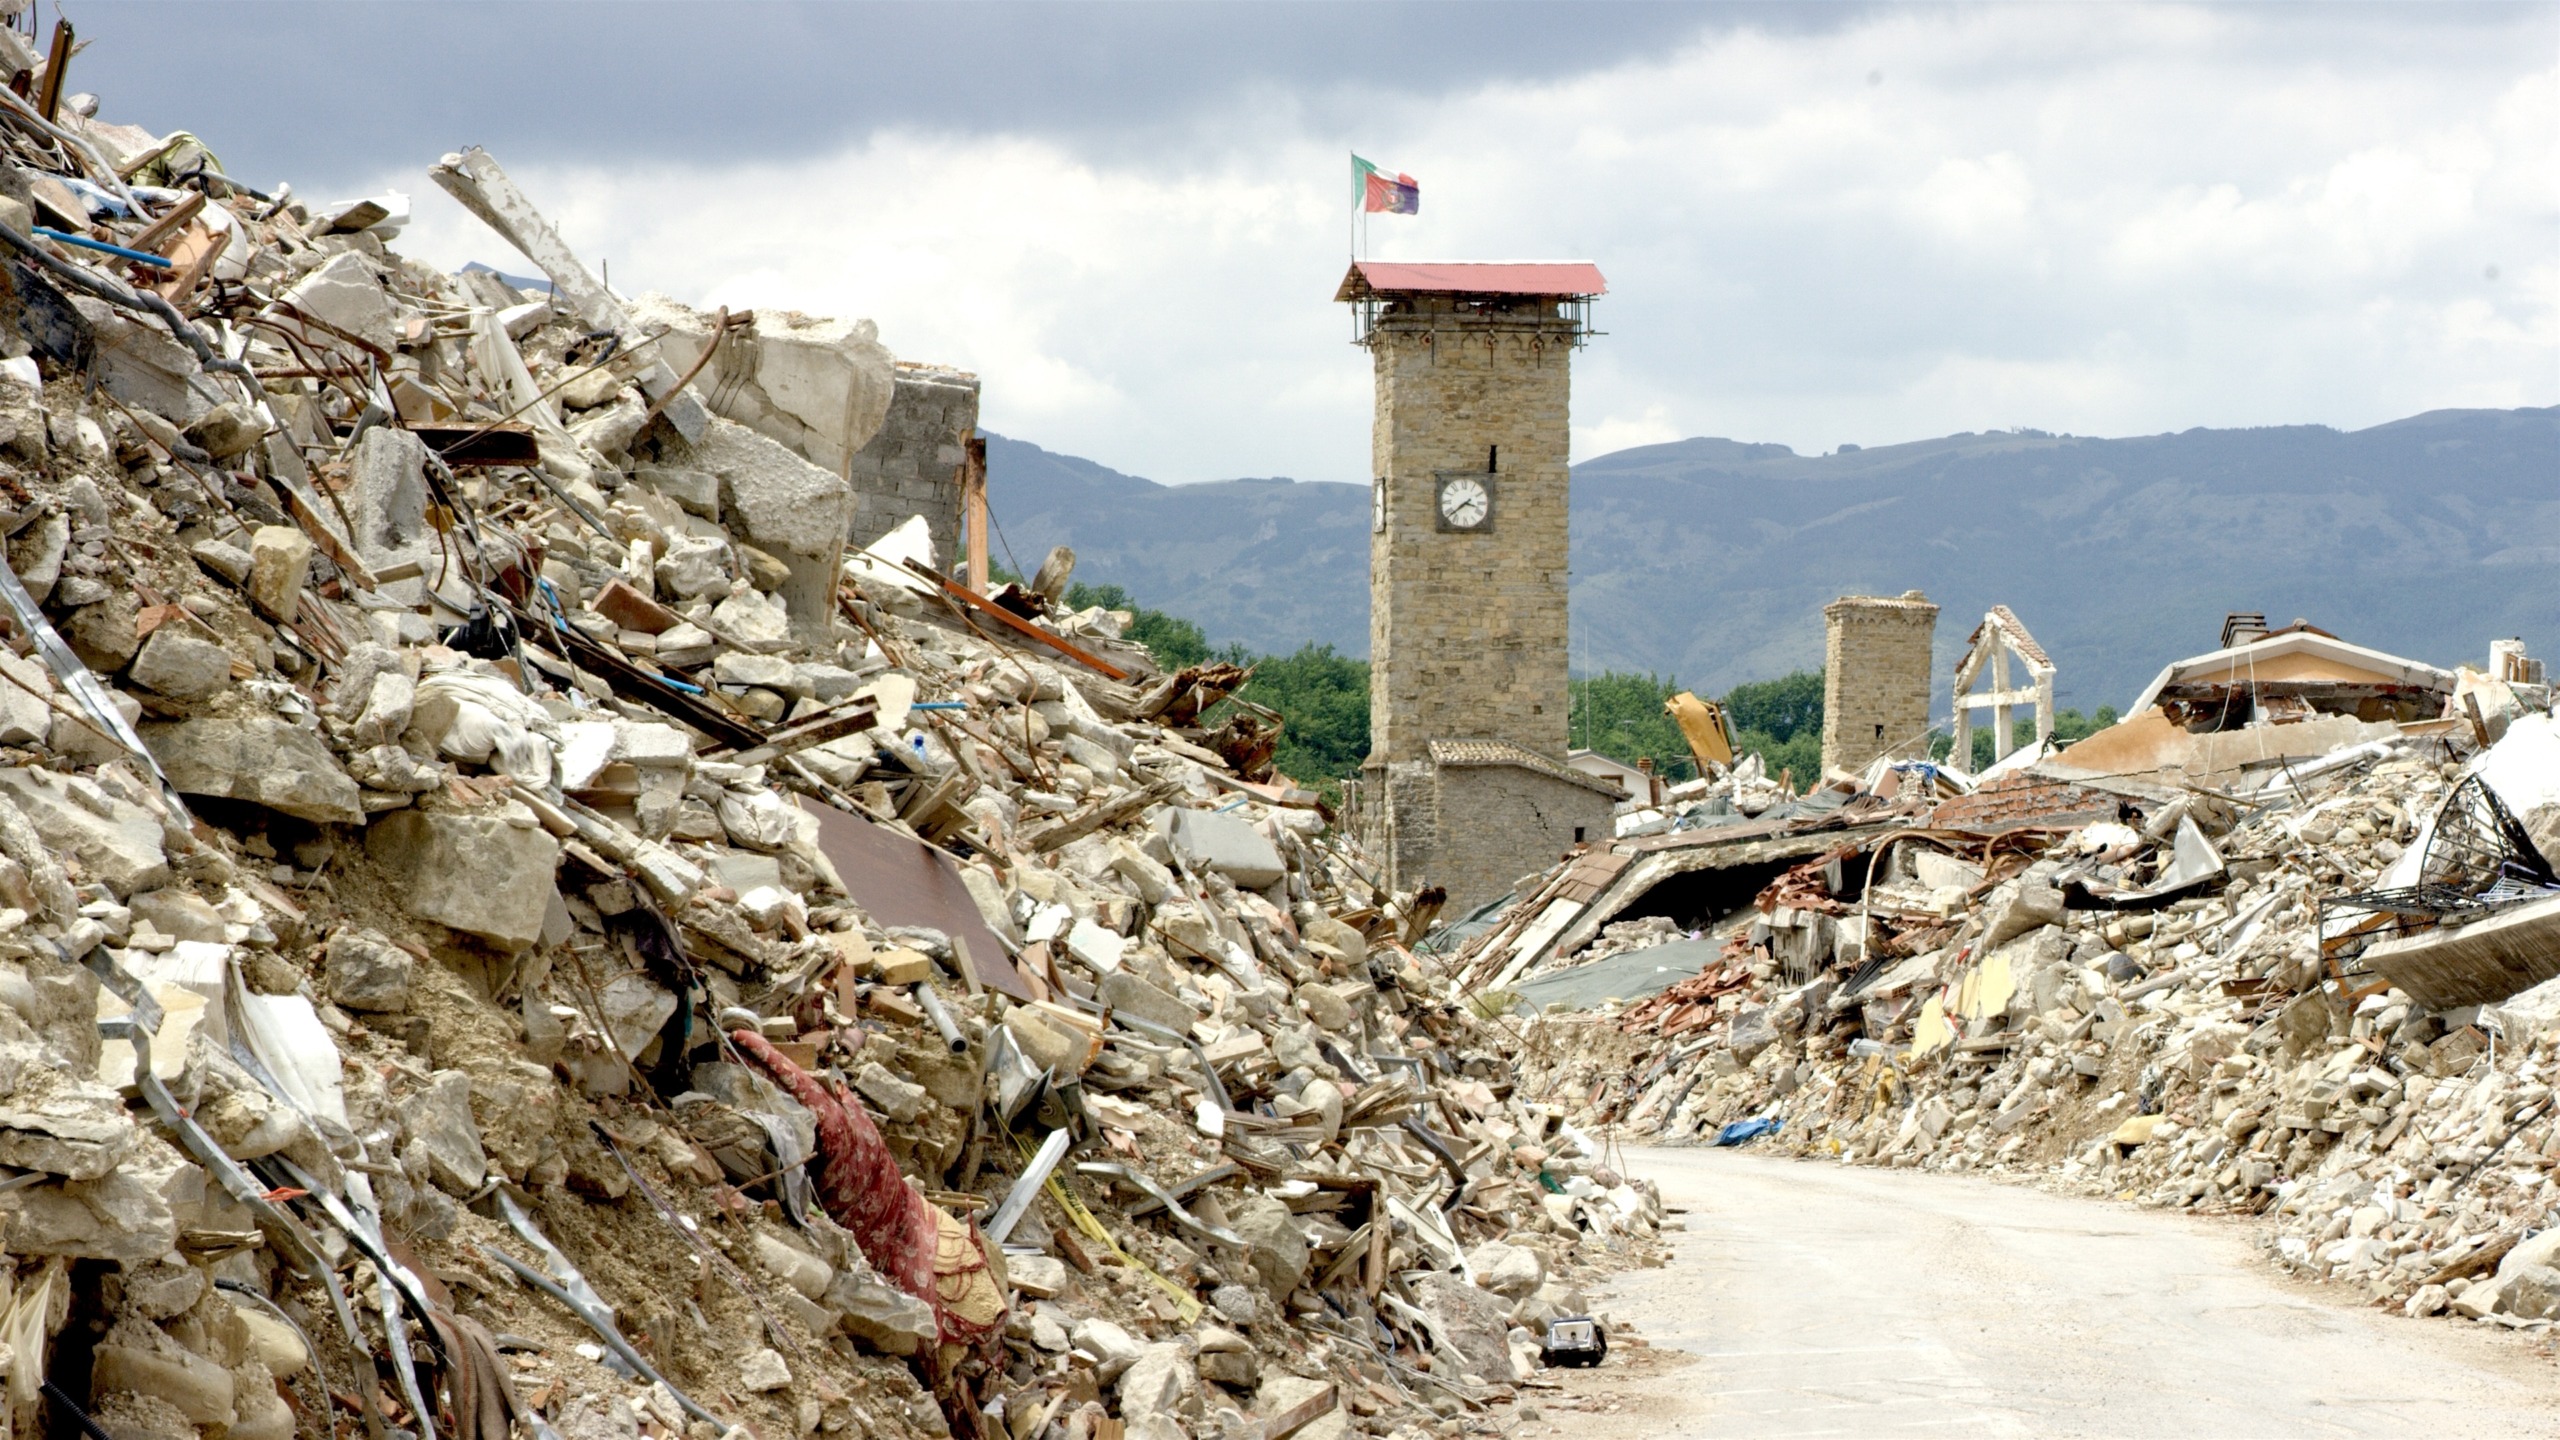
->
[[2127, 627, 2456, 715], [1969, 603, 2054, 671]]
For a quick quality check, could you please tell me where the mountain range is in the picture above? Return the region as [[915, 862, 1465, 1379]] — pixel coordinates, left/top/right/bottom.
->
[[982, 406, 2560, 716]]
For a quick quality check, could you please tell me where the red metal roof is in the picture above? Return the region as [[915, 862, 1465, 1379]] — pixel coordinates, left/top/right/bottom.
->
[[1335, 260, 1606, 301]]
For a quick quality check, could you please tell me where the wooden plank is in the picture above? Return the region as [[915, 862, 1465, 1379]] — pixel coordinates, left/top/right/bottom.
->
[[713, 697, 880, 768], [511, 604, 764, 751], [129, 190, 205, 255], [904, 560, 1128, 680], [1259, 1384, 1337, 1440], [152, 220, 228, 305], [273, 481, 378, 590], [1019, 777, 1181, 854], [1364, 1190, 1389, 1296]]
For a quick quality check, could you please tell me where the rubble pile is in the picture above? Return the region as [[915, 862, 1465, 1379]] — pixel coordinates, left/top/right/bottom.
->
[[1569, 917, 1687, 969], [0, 42, 1660, 1440], [1609, 754, 1797, 839], [1502, 695, 2560, 1330]]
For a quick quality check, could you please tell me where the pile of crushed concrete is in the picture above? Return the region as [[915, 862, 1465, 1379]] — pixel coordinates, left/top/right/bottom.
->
[[1499, 695, 2560, 1335], [1608, 753, 1798, 839], [0, 36, 1660, 1440]]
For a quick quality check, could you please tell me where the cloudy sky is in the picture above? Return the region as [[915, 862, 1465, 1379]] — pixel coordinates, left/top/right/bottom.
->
[[75, 2, 2559, 484]]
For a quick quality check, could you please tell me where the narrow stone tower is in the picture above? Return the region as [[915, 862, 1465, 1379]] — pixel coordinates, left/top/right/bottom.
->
[[1820, 590, 1940, 778], [1337, 261, 1620, 909]]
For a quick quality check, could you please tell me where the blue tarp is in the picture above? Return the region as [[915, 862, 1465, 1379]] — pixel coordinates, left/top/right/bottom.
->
[[1714, 1116, 1783, 1147]]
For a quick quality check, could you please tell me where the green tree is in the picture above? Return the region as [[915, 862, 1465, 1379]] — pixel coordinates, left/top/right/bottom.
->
[[1002, 573, 1360, 782], [1723, 669, 1825, 744], [1060, 580, 1210, 669], [1732, 724, 1824, 787], [1563, 667, 1841, 787], [1566, 671, 1696, 780], [2056, 705, 2118, 743], [1229, 644, 1371, 782], [1716, 669, 1825, 788]]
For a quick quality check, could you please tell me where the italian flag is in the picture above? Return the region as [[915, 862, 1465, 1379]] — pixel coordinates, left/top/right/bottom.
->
[[1352, 154, 1419, 215]]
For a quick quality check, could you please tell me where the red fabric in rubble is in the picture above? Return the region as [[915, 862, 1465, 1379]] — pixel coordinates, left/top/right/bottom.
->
[[730, 1030, 992, 1350]]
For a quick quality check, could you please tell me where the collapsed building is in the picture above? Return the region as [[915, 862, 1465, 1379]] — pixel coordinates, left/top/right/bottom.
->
[[2046, 618, 2458, 785], [0, 31, 1665, 1440], [1475, 594, 2560, 1333]]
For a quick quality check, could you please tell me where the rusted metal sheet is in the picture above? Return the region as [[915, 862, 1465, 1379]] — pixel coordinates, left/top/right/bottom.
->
[[800, 799, 1028, 1001]]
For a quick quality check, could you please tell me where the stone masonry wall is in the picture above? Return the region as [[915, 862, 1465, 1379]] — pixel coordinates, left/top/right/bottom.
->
[[1367, 307, 1580, 768], [1366, 759, 1441, 898], [1361, 758, 1610, 911], [1821, 591, 1939, 777], [846, 363, 979, 564], [1426, 764, 1616, 914]]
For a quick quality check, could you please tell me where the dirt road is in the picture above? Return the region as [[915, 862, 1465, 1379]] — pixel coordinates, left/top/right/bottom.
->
[[1534, 1147, 2560, 1438]]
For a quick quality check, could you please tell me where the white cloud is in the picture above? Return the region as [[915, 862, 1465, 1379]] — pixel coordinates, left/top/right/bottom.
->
[[1575, 406, 1684, 461], [383, 5, 2556, 485]]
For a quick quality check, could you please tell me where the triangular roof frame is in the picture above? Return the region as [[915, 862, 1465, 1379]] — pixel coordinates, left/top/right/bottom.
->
[[1954, 604, 2054, 691]]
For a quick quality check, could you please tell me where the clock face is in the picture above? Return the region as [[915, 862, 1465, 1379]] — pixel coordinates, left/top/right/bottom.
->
[[1438, 476, 1491, 530]]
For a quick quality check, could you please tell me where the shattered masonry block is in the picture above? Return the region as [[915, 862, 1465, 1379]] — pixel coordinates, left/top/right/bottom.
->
[[364, 809, 562, 951], [246, 525, 313, 624], [1154, 807, 1286, 890], [143, 716, 365, 825], [126, 628, 231, 703], [0, 767, 169, 898]]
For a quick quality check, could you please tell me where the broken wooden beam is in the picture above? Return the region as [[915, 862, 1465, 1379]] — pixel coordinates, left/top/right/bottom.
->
[[511, 603, 765, 751], [1020, 777, 1181, 854], [903, 558, 1128, 681], [713, 697, 881, 769]]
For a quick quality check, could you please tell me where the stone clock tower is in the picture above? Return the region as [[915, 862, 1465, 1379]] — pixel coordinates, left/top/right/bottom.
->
[[1335, 261, 1621, 910]]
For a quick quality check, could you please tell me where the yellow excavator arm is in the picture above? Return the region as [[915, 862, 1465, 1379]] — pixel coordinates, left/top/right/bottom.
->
[[1664, 691, 1736, 773]]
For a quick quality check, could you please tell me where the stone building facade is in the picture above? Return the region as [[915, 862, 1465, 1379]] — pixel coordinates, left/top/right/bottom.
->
[[1820, 591, 1940, 777], [1339, 261, 1608, 905], [845, 362, 980, 564], [1387, 742, 1622, 913]]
